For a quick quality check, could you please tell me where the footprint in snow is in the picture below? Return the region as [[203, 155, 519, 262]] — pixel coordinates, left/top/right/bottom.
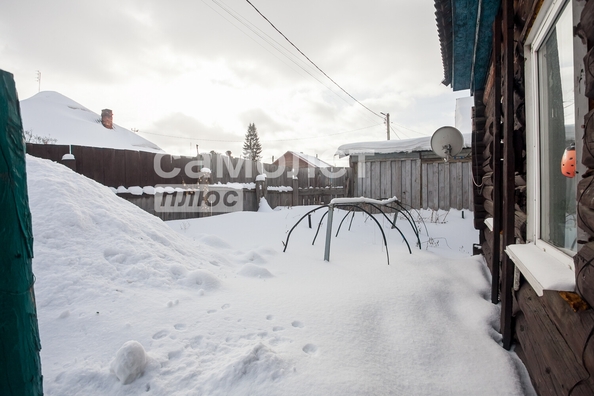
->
[[266, 315, 274, 320], [221, 304, 231, 310], [152, 330, 169, 340], [302, 344, 318, 354], [272, 326, 284, 332], [174, 323, 187, 331], [292, 321, 305, 328], [207, 309, 217, 314]]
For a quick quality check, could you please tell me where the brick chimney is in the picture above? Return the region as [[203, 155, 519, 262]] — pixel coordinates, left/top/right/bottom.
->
[[101, 109, 113, 129]]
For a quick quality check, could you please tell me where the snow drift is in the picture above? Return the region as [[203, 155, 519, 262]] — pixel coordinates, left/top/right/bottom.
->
[[27, 155, 535, 395]]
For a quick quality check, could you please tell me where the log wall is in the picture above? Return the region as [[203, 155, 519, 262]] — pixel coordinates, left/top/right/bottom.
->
[[472, 1, 594, 395]]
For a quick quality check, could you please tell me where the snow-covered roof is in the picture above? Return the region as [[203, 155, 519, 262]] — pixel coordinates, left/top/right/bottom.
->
[[20, 91, 164, 153], [288, 151, 332, 167], [335, 133, 472, 158]]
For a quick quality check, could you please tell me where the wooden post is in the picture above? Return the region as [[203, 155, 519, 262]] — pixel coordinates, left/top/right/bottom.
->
[[324, 205, 334, 261], [292, 177, 299, 207], [0, 70, 43, 395], [492, 11, 503, 305], [501, 0, 517, 350], [256, 180, 263, 202], [255, 175, 267, 205]]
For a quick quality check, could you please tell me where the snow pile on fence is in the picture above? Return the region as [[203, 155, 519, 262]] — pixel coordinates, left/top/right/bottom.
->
[[110, 182, 294, 195], [335, 133, 472, 157]]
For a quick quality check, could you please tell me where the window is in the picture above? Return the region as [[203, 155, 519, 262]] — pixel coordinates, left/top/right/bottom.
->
[[536, 3, 577, 254], [505, 0, 585, 296]]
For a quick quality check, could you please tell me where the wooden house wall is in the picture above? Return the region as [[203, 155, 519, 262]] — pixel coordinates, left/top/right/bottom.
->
[[352, 156, 473, 210], [473, 1, 594, 395]]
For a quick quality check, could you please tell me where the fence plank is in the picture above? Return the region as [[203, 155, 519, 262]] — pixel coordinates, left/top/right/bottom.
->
[[444, 161, 451, 210], [365, 161, 372, 198], [356, 163, 363, 196], [447, 162, 454, 208], [91, 147, 105, 185], [463, 161, 470, 210], [456, 162, 463, 210], [403, 160, 412, 206], [380, 161, 391, 199], [371, 162, 381, 199], [421, 162, 428, 209], [139, 151, 154, 187], [392, 161, 402, 201], [125, 150, 141, 186], [438, 162, 446, 210], [411, 160, 421, 208], [431, 163, 440, 210], [102, 149, 117, 187]]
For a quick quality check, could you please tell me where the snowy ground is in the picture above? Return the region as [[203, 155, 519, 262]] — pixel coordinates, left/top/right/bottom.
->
[[27, 155, 535, 395]]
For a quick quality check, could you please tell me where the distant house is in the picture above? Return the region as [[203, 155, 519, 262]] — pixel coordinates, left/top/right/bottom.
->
[[20, 91, 163, 153], [435, 0, 594, 394], [272, 151, 332, 169], [336, 134, 473, 210]]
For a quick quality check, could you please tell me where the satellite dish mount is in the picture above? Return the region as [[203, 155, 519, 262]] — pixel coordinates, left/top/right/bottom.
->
[[430, 126, 464, 162]]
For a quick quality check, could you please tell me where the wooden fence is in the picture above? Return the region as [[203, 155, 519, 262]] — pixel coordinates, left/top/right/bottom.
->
[[26, 143, 350, 189], [26, 143, 351, 220], [351, 151, 473, 210], [118, 180, 345, 220]]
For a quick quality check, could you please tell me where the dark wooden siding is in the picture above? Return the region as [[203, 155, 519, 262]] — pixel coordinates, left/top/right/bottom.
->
[[474, 1, 594, 395]]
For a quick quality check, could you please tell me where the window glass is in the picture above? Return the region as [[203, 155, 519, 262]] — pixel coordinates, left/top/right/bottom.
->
[[537, 3, 576, 254]]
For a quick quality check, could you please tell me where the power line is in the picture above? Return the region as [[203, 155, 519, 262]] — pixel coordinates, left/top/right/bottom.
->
[[390, 121, 425, 137], [243, 0, 384, 120], [205, 0, 367, 117]]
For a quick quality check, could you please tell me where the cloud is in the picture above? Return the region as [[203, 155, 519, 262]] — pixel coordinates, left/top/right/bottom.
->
[[3, 0, 469, 163]]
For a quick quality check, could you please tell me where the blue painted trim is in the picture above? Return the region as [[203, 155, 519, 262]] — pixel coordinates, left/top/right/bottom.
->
[[451, 0, 501, 92]]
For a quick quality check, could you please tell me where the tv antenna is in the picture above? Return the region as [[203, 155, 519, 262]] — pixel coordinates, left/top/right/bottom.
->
[[430, 126, 464, 162]]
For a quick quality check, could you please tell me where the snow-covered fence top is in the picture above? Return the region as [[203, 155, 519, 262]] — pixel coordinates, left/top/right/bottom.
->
[[335, 133, 472, 157]]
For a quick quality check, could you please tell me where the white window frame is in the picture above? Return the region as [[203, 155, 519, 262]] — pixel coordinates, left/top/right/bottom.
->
[[506, 0, 586, 296]]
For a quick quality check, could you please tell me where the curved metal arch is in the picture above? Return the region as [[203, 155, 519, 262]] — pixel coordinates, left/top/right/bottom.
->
[[382, 204, 421, 249], [334, 203, 399, 263], [282, 205, 329, 252], [335, 209, 355, 237], [392, 201, 429, 237], [360, 202, 419, 250], [311, 209, 329, 246]]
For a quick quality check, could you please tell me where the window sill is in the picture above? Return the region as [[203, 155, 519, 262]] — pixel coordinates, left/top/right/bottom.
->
[[505, 243, 575, 296], [485, 218, 493, 231]]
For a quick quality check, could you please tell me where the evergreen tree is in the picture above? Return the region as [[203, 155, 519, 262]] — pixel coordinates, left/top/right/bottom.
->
[[242, 123, 262, 161]]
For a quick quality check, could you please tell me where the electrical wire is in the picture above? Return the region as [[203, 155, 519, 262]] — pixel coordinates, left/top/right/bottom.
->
[[207, 0, 363, 113], [201, 0, 383, 126], [243, 0, 384, 120], [389, 125, 401, 140]]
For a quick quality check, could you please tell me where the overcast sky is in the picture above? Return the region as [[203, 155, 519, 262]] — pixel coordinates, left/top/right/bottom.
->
[[1, 0, 469, 164]]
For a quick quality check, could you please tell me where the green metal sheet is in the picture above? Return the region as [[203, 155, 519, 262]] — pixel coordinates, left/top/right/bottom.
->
[[0, 69, 43, 395]]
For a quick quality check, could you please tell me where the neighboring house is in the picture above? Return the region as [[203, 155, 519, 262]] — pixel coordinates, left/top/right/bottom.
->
[[272, 151, 331, 170], [335, 134, 473, 210], [435, 0, 594, 394], [20, 91, 163, 153]]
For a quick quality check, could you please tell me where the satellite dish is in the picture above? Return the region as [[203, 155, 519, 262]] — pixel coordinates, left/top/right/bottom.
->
[[430, 126, 464, 161]]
